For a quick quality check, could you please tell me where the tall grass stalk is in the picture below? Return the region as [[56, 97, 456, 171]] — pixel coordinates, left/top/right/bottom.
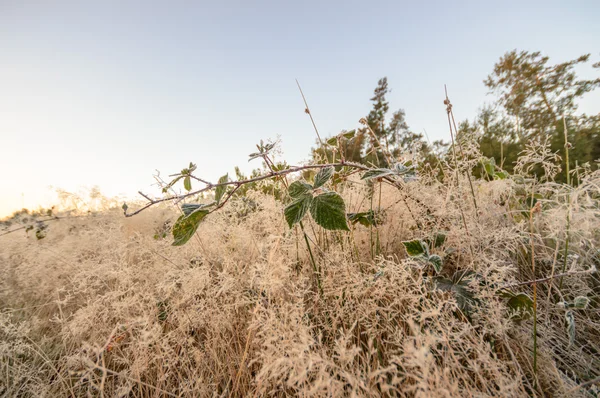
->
[[529, 189, 540, 386], [559, 116, 571, 291]]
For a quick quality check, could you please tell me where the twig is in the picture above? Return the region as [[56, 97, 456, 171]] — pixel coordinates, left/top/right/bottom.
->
[[567, 374, 600, 394], [0, 215, 78, 238], [137, 191, 153, 201], [500, 266, 596, 290]]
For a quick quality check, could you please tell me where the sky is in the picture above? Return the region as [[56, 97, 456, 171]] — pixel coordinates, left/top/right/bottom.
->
[[1, 0, 599, 217]]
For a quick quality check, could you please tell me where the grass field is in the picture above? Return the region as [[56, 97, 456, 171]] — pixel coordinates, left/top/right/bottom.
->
[[1, 163, 599, 397]]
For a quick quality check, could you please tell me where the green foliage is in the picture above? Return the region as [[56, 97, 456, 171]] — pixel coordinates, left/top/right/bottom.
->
[[162, 162, 197, 193], [284, 195, 312, 228], [428, 255, 443, 274], [215, 173, 229, 204], [484, 51, 600, 182], [284, 190, 349, 231], [403, 239, 443, 274], [402, 239, 428, 257], [347, 210, 378, 227], [571, 296, 590, 309], [433, 270, 480, 314], [361, 162, 415, 181], [556, 295, 590, 346], [309, 192, 349, 231], [502, 291, 534, 320], [288, 181, 312, 198], [283, 167, 349, 231], [157, 300, 169, 322], [248, 140, 276, 162], [565, 310, 576, 346], [361, 168, 397, 180], [313, 166, 334, 189], [181, 203, 213, 217], [425, 232, 447, 250], [172, 208, 209, 246]]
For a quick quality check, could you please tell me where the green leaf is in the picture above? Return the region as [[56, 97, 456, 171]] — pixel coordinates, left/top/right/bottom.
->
[[172, 209, 209, 246], [215, 174, 229, 204], [309, 191, 349, 231], [362, 168, 395, 180], [433, 270, 479, 314], [494, 170, 509, 180], [288, 180, 313, 199], [184, 176, 192, 192], [181, 203, 214, 217], [571, 296, 590, 309], [428, 255, 443, 274], [342, 130, 355, 140], [506, 293, 534, 320], [425, 232, 447, 249], [284, 195, 312, 228], [347, 210, 377, 227], [326, 136, 338, 146], [392, 163, 413, 175], [163, 176, 182, 193], [313, 166, 334, 189], [483, 157, 496, 177], [402, 239, 429, 257], [565, 310, 576, 346], [157, 300, 169, 322], [248, 152, 262, 161]]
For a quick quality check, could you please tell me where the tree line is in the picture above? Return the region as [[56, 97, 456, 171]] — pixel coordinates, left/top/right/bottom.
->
[[313, 50, 600, 183]]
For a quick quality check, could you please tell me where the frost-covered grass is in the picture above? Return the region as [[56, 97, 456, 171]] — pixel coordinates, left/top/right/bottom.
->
[[1, 161, 599, 397]]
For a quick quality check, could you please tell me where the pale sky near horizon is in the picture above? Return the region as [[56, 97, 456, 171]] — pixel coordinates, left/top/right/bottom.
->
[[1, 0, 599, 217]]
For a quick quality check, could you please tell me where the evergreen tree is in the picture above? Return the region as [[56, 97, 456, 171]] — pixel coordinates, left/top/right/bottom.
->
[[485, 50, 600, 182]]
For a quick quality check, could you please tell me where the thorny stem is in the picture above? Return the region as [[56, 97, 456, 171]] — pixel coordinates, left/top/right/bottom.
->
[[124, 161, 429, 219]]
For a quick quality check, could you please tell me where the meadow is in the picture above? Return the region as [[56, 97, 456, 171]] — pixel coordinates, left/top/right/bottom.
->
[[1, 130, 599, 397]]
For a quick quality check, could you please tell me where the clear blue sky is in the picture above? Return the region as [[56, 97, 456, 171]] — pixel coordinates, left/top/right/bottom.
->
[[1, 0, 599, 216]]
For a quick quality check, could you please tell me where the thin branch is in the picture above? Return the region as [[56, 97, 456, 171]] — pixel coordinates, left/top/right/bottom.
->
[[137, 191, 153, 202], [0, 216, 72, 238], [500, 266, 596, 290], [189, 175, 212, 186]]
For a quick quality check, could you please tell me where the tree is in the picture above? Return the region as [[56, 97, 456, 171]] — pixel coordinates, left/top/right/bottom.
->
[[484, 50, 600, 135], [485, 50, 600, 182], [477, 106, 522, 173], [312, 77, 438, 170], [361, 77, 429, 167], [363, 77, 392, 166]]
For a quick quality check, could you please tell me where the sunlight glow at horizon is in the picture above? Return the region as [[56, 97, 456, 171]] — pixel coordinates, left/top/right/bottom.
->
[[1, 0, 599, 218]]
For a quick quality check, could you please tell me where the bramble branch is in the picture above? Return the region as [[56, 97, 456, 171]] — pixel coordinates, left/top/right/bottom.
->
[[124, 162, 371, 217]]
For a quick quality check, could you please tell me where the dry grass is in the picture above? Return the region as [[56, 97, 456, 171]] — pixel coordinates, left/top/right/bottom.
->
[[1, 157, 599, 397]]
